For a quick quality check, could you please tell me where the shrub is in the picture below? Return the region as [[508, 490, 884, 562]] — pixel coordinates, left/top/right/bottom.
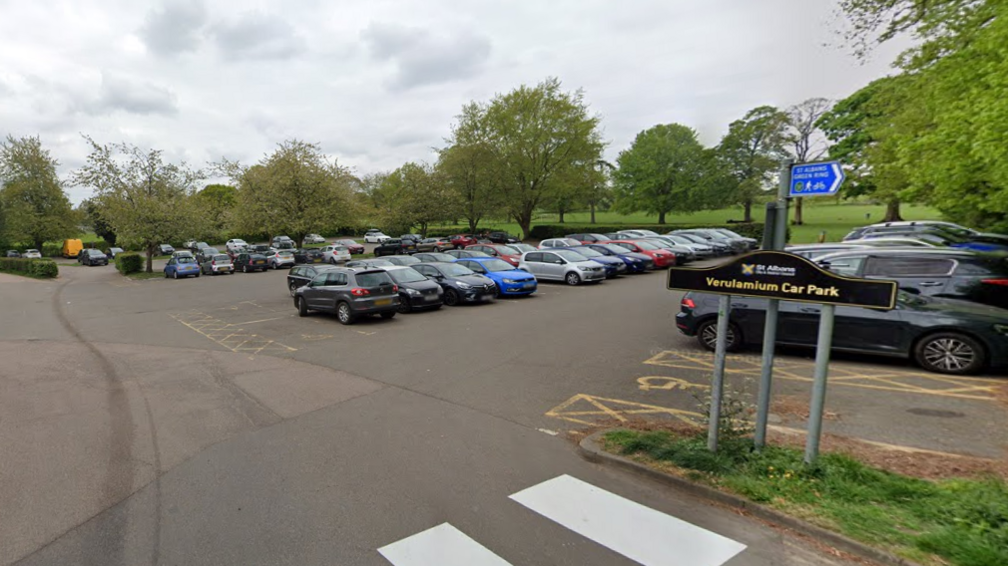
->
[[115, 253, 143, 274], [0, 258, 59, 278], [41, 243, 63, 257], [527, 223, 770, 241]]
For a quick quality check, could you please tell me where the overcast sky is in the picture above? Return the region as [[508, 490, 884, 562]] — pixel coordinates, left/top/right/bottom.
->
[[0, 0, 904, 203]]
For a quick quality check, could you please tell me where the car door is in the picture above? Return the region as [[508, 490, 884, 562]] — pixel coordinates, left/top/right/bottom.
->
[[539, 252, 564, 279], [863, 256, 955, 297], [523, 252, 546, 278], [780, 301, 906, 355], [165, 258, 176, 275]]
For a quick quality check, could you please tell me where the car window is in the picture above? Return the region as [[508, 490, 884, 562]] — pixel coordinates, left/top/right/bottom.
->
[[414, 265, 433, 276], [541, 252, 561, 264], [356, 271, 393, 287], [823, 255, 866, 276], [388, 268, 427, 284], [572, 247, 601, 258], [495, 245, 519, 255], [168, 258, 176, 265], [865, 257, 955, 276], [467, 262, 487, 273], [213, 255, 230, 261], [525, 252, 543, 262], [555, 250, 588, 262], [437, 264, 474, 277]]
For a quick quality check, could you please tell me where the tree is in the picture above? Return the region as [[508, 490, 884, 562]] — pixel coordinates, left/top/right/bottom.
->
[[716, 106, 791, 223], [80, 198, 117, 246], [613, 124, 713, 224], [786, 98, 832, 225], [224, 140, 357, 245], [437, 128, 502, 233], [0, 135, 77, 250], [72, 137, 204, 272], [375, 162, 456, 236], [196, 183, 237, 240], [585, 160, 615, 224], [453, 78, 604, 238]]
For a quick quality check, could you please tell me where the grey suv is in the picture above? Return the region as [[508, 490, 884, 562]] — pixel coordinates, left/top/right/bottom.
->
[[294, 267, 400, 325]]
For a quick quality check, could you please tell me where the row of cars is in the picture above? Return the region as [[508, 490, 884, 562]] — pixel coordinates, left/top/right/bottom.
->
[[675, 220, 1008, 375]]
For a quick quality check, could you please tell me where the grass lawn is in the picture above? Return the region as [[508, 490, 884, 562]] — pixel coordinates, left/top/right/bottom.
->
[[604, 429, 1008, 566]]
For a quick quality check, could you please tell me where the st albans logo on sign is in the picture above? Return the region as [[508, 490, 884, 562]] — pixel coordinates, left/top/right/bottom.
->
[[667, 251, 898, 309]]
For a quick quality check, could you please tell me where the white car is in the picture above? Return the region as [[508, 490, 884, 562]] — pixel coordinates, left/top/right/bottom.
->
[[320, 245, 351, 264], [22, 249, 42, 259], [538, 238, 581, 249], [226, 239, 248, 252], [303, 233, 325, 245], [364, 230, 391, 243], [518, 249, 606, 285]]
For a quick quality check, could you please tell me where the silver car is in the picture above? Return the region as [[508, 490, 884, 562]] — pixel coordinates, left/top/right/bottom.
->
[[518, 249, 606, 285], [661, 233, 716, 258], [267, 249, 296, 269], [201, 254, 234, 275]]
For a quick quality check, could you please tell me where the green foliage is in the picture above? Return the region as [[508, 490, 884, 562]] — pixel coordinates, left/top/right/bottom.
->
[[196, 183, 237, 240], [716, 106, 792, 223], [438, 115, 505, 232], [79, 198, 116, 246], [605, 429, 1008, 566], [373, 162, 456, 236], [0, 257, 58, 278], [0, 135, 78, 250], [114, 253, 143, 275], [527, 222, 767, 240]]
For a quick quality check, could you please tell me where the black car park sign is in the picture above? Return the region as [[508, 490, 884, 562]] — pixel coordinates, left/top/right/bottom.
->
[[666, 250, 898, 309]]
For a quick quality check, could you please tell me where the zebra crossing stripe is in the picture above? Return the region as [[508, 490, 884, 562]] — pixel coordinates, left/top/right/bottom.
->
[[509, 474, 746, 566], [378, 523, 513, 566]]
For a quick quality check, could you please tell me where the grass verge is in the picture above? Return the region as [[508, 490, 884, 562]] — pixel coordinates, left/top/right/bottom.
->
[[603, 429, 1008, 566], [125, 271, 165, 280]]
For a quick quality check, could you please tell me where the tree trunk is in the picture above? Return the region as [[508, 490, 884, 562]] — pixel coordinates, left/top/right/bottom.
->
[[883, 200, 903, 222], [743, 201, 753, 223], [517, 212, 533, 240], [590, 203, 596, 224], [558, 210, 565, 224], [146, 246, 154, 273], [419, 222, 428, 238], [34, 237, 44, 251], [658, 211, 666, 225], [793, 197, 804, 225], [468, 219, 478, 233]]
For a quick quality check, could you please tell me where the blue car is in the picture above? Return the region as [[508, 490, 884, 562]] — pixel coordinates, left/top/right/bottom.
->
[[164, 256, 201, 279], [453, 257, 537, 296], [564, 246, 628, 278], [583, 243, 654, 273]]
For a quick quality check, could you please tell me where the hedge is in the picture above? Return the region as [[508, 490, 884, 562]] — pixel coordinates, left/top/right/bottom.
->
[[115, 253, 143, 275], [527, 223, 771, 241], [0, 258, 59, 278]]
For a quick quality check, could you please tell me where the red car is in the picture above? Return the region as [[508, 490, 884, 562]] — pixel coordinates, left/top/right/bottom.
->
[[608, 240, 676, 267], [333, 239, 365, 254], [465, 243, 522, 266], [450, 234, 478, 248]]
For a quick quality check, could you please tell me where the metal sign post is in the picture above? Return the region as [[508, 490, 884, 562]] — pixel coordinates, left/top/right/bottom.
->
[[805, 304, 836, 464], [707, 294, 731, 452]]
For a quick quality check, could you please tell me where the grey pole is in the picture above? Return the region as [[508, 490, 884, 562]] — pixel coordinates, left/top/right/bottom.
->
[[804, 304, 836, 465], [707, 294, 731, 453]]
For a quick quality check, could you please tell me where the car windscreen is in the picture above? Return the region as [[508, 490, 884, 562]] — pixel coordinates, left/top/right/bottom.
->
[[355, 271, 394, 287], [554, 250, 589, 262], [278, 250, 293, 256], [633, 241, 661, 251], [571, 247, 602, 258], [387, 268, 427, 284], [87, 249, 103, 255], [177, 257, 196, 264], [510, 244, 535, 253], [438, 264, 475, 277], [213, 255, 230, 262], [494, 245, 519, 255], [481, 259, 515, 272], [595, 245, 624, 255], [676, 233, 707, 243], [424, 254, 453, 261]]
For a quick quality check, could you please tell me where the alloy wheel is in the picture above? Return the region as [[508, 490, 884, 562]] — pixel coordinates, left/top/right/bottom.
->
[[922, 337, 976, 373]]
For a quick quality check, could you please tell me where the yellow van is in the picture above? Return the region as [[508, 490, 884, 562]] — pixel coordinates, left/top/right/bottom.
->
[[62, 239, 83, 258]]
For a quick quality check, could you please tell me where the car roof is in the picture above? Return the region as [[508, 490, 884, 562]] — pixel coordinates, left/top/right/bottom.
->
[[817, 247, 980, 260]]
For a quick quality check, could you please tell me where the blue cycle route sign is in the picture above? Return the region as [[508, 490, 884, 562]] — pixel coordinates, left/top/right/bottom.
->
[[789, 161, 845, 197]]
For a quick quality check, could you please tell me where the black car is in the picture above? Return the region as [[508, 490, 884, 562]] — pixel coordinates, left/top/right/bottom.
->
[[293, 248, 325, 264], [487, 231, 520, 244], [671, 231, 733, 256], [294, 267, 399, 325], [414, 252, 458, 263], [196, 247, 220, 264], [287, 264, 334, 297], [845, 222, 1008, 247], [159, 244, 175, 255], [676, 291, 1008, 375], [6, 250, 21, 258], [412, 262, 496, 306], [816, 248, 1008, 309], [80, 248, 109, 266], [385, 255, 421, 266], [189, 241, 210, 255], [400, 234, 423, 243], [374, 238, 417, 256], [382, 266, 444, 313], [250, 244, 273, 255], [107, 247, 125, 259], [234, 252, 268, 272], [346, 259, 394, 268], [442, 249, 490, 260], [684, 229, 749, 253]]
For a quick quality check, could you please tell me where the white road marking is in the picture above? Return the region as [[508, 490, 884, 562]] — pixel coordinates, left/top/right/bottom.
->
[[378, 523, 513, 566], [510, 475, 746, 566], [536, 428, 559, 436]]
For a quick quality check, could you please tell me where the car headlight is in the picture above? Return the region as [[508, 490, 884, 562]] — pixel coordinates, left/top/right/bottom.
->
[[995, 324, 1008, 336], [502, 278, 517, 284], [577, 266, 591, 271], [406, 288, 421, 295], [457, 282, 472, 289]]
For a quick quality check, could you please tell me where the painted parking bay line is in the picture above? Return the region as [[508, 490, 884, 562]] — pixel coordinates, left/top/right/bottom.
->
[[510, 475, 746, 566], [378, 523, 513, 566]]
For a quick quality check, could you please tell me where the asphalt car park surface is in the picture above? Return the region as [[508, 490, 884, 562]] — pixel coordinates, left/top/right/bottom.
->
[[3, 253, 1007, 566]]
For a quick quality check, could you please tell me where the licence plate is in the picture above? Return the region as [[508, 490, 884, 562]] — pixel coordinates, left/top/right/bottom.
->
[[254, 260, 264, 265], [374, 298, 392, 306], [522, 282, 535, 289]]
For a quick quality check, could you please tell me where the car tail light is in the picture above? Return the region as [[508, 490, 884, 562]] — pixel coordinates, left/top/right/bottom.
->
[[982, 278, 1008, 286], [351, 288, 370, 296], [212, 261, 216, 266], [392, 285, 399, 293], [682, 297, 696, 309]]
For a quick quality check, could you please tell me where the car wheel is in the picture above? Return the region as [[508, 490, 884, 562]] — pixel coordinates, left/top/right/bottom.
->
[[914, 332, 986, 375], [397, 296, 412, 314], [271, 262, 277, 270], [164, 270, 169, 278], [172, 270, 178, 279], [565, 272, 581, 286], [336, 302, 354, 325], [696, 319, 743, 352], [289, 283, 298, 297], [330, 258, 337, 265], [243, 265, 248, 273], [296, 297, 309, 317], [380, 311, 395, 320], [444, 288, 460, 306]]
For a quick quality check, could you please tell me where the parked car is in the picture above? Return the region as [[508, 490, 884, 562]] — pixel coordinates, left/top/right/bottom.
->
[[382, 266, 444, 313], [615, 229, 661, 239], [416, 237, 450, 252], [303, 233, 326, 245], [159, 244, 175, 255], [518, 249, 606, 285], [250, 244, 273, 255], [201, 254, 234, 275], [455, 257, 538, 296], [287, 264, 334, 297], [374, 238, 417, 256], [565, 246, 628, 277], [80, 248, 109, 266], [786, 243, 871, 260], [641, 237, 696, 263], [345, 259, 394, 269], [196, 247, 220, 264], [509, 243, 537, 254], [294, 267, 400, 324], [450, 234, 478, 248], [854, 228, 1008, 253], [172, 250, 195, 260], [582, 243, 654, 272], [6, 250, 21, 258], [677, 291, 1008, 375], [608, 240, 676, 267], [846, 221, 1008, 247], [225, 239, 247, 253], [190, 241, 211, 255], [400, 233, 423, 243], [443, 249, 491, 259], [23, 249, 42, 259], [293, 248, 325, 264], [234, 252, 268, 273], [670, 232, 733, 255], [315, 245, 348, 265], [566, 233, 611, 244], [105, 247, 124, 259], [486, 231, 520, 244], [164, 256, 200, 278], [464, 244, 522, 266], [363, 229, 391, 243], [385, 255, 421, 267], [267, 249, 296, 269], [182, 240, 197, 249], [661, 233, 717, 258], [538, 238, 582, 249], [815, 248, 1008, 309], [333, 239, 365, 254], [414, 252, 458, 263], [272, 235, 294, 247], [412, 262, 497, 306], [678, 229, 748, 253]]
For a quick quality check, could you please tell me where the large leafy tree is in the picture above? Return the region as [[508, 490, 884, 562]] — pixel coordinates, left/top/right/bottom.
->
[[786, 98, 832, 225], [436, 124, 502, 233], [196, 183, 237, 240], [0, 135, 77, 249], [716, 106, 791, 223], [72, 137, 204, 272], [376, 162, 455, 236], [80, 198, 117, 245], [613, 124, 713, 224]]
